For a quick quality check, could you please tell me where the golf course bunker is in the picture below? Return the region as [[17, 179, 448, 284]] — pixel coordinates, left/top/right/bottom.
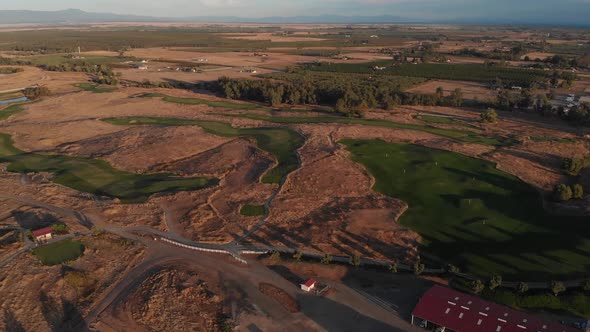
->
[[343, 139, 590, 279], [0, 133, 218, 203]]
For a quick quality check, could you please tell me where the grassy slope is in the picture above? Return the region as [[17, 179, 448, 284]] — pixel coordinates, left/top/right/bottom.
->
[[74, 83, 117, 93], [0, 134, 217, 203], [221, 113, 505, 146], [343, 139, 590, 279], [415, 115, 481, 129], [141, 93, 265, 110], [103, 117, 304, 184], [32, 239, 85, 265], [0, 104, 27, 120]]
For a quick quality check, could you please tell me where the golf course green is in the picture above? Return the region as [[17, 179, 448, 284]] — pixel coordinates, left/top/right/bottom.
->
[[343, 139, 590, 279], [103, 116, 304, 184], [0, 134, 217, 203]]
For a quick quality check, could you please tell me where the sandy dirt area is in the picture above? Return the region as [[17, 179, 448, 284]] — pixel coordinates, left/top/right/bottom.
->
[[406, 79, 496, 101], [0, 65, 87, 94]]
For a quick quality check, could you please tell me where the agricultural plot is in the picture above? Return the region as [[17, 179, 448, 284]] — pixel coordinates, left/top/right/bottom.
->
[[0, 134, 217, 203], [304, 62, 549, 87], [343, 139, 590, 279], [103, 117, 304, 184]]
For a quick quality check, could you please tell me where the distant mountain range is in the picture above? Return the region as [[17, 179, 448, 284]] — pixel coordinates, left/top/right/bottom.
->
[[0, 9, 413, 25]]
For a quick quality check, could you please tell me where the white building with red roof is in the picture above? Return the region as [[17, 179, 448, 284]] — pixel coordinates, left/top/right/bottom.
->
[[32, 227, 53, 242], [300, 279, 316, 292]]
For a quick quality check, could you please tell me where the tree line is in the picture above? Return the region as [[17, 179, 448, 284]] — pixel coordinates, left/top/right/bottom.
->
[[215, 76, 464, 117]]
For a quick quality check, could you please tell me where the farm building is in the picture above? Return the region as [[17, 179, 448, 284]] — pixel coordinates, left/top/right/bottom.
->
[[32, 227, 53, 242], [411, 285, 577, 332], [300, 279, 316, 292]]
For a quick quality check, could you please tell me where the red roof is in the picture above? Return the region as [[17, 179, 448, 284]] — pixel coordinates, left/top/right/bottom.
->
[[303, 279, 316, 287], [32, 227, 52, 237], [412, 285, 576, 332]]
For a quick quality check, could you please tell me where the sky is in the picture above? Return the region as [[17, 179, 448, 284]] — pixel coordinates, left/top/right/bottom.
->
[[1, 0, 590, 24]]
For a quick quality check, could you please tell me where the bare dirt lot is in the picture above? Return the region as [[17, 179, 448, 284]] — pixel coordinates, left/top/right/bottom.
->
[[0, 233, 145, 331]]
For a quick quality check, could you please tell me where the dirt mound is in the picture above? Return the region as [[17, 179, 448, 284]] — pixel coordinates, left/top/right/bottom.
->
[[157, 138, 267, 177], [126, 268, 222, 332], [57, 125, 229, 173], [258, 283, 300, 313]]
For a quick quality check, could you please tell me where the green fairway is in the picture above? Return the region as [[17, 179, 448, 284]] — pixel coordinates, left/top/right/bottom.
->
[[220, 113, 505, 146], [74, 83, 117, 93], [240, 204, 266, 216], [342, 139, 590, 279], [32, 239, 85, 265], [103, 117, 304, 184], [140, 93, 266, 110], [0, 134, 217, 203]]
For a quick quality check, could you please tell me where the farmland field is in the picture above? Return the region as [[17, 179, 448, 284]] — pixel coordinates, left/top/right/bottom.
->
[[32, 238, 85, 265], [343, 139, 590, 279], [303, 62, 549, 87], [0, 133, 217, 203]]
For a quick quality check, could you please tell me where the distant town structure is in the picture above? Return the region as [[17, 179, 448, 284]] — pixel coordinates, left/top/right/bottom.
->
[[411, 285, 576, 332], [300, 279, 316, 292], [32, 227, 53, 242]]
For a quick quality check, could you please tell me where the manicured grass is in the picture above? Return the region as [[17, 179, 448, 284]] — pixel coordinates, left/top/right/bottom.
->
[[342, 139, 590, 279], [414, 115, 480, 129], [240, 204, 266, 216], [32, 239, 85, 265], [103, 117, 304, 184], [220, 113, 506, 146], [74, 83, 117, 93], [0, 134, 217, 203], [140, 93, 265, 110], [0, 104, 27, 120]]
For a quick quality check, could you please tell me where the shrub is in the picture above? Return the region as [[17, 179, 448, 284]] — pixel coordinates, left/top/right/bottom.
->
[[349, 255, 361, 267], [471, 280, 485, 294], [413, 261, 425, 275], [489, 274, 503, 290], [51, 223, 68, 234], [23, 86, 51, 100], [321, 253, 332, 265], [293, 250, 303, 261], [550, 281, 566, 296], [573, 184, 584, 199], [447, 264, 460, 274], [480, 109, 498, 123], [554, 184, 573, 202], [388, 263, 398, 273], [269, 250, 281, 261], [517, 281, 529, 294]]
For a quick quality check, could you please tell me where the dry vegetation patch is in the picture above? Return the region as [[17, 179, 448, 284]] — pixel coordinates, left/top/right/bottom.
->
[[258, 282, 300, 313], [126, 268, 223, 332]]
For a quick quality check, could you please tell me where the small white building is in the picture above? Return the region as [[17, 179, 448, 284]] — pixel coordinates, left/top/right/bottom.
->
[[32, 227, 53, 242], [301, 279, 316, 292]]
